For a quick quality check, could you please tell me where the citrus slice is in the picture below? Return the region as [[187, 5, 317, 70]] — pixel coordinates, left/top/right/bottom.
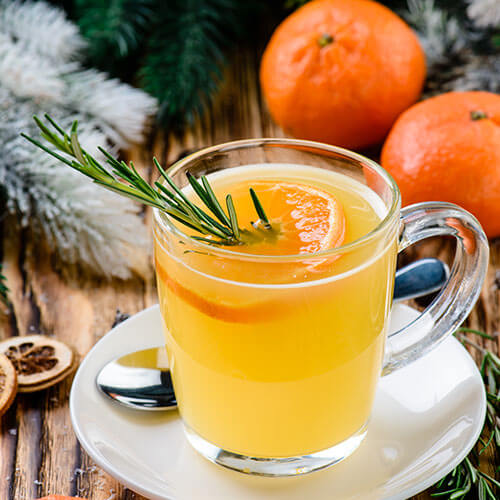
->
[[233, 181, 345, 255], [156, 181, 346, 323], [0, 353, 17, 416], [0, 335, 75, 391]]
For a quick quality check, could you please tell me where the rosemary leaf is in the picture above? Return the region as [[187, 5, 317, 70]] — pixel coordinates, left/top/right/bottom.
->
[[458, 327, 497, 340], [186, 172, 211, 205], [154, 178, 232, 237], [21, 134, 74, 168], [70, 124, 87, 166], [44, 113, 67, 137], [185, 173, 235, 233], [0, 265, 8, 306], [250, 187, 271, 227], [93, 180, 165, 210], [201, 175, 231, 227], [226, 194, 240, 239], [154, 181, 185, 209]]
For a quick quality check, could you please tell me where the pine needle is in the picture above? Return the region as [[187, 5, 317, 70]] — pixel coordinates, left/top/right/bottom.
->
[[140, 0, 262, 130], [75, 0, 155, 72]]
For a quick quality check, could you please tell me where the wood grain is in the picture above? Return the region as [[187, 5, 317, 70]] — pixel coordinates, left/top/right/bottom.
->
[[0, 50, 497, 500]]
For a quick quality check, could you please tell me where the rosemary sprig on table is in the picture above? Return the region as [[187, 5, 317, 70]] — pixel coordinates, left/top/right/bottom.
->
[[0, 265, 8, 306], [432, 328, 500, 499], [21, 115, 274, 247]]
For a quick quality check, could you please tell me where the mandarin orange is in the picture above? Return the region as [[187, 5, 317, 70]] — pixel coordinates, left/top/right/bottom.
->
[[260, 0, 426, 150], [381, 91, 500, 238]]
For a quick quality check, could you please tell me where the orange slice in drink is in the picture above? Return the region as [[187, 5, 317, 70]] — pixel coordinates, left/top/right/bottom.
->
[[155, 181, 346, 323], [229, 181, 346, 255]]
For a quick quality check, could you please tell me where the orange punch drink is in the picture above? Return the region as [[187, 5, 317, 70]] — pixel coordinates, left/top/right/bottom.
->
[[153, 139, 488, 476]]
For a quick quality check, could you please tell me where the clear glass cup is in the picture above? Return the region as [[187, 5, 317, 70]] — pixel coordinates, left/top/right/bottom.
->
[[153, 139, 488, 476]]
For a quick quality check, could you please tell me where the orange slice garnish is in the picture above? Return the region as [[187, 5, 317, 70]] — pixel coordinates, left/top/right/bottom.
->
[[228, 181, 346, 256], [156, 181, 346, 323], [156, 264, 278, 324]]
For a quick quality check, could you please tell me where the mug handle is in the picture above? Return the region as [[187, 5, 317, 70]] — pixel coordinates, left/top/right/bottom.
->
[[383, 202, 489, 375]]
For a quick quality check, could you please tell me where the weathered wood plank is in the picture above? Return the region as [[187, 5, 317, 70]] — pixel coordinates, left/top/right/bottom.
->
[[0, 221, 22, 498], [1, 225, 44, 500]]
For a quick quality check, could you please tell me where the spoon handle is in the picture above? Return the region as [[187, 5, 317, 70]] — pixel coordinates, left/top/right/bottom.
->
[[393, 258, 449, 303]]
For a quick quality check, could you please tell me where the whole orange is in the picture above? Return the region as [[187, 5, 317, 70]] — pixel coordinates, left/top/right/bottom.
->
[[381, 91, 500, 238], [260, 0, 426, 150]]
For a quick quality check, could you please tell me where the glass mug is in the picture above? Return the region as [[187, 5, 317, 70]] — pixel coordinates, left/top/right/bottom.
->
[[153, 139, 488, 476]]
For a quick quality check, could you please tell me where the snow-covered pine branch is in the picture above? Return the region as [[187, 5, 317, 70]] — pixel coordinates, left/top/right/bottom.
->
[[402, 0, 499, 96], [467, 0, 500, 28], [0, 0, 157, 279]]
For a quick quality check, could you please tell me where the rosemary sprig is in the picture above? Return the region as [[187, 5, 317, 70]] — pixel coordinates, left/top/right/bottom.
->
[[21, 115, 274, 247], [0, 265, 8, 306], [432, 328, 500, 499]]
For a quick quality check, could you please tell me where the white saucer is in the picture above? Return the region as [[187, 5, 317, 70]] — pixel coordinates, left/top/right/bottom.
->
[[70, 304, 485, 500]]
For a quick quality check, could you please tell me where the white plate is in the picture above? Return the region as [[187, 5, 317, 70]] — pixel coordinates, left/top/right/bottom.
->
[[70, 304, 485, 500]]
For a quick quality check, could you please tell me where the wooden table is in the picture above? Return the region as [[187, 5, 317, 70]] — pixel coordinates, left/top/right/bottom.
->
[[1, 52, 497, 499]]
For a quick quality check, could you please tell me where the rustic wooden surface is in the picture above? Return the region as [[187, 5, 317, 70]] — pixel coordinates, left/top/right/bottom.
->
[[1, 51, 498, 499]]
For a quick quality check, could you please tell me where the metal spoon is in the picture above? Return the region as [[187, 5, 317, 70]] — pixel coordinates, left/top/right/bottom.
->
[[97, 258, 449, 411], [97, 346, 175, 410]]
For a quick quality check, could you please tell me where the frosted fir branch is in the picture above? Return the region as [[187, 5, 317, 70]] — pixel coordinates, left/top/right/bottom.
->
[[403, 0, 468, 67], [456, 55, 500, 93], [0, 94, 149, 279], [435, 54, 500, 94], [0, 0, 86, 62], [0, 36, 77, 101], [400, 0, 499, 97], [0, 0, 157, 279], [0, 41, 156, 146], [63, 70, 158, 147], [467, 0, 500, 28], [29, 148, 150, 280]]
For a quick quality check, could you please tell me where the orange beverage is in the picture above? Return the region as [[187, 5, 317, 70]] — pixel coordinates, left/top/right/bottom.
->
[[24, 119, 489, 478], [155, 162, 398, 459], [152, 140, 488, 477]]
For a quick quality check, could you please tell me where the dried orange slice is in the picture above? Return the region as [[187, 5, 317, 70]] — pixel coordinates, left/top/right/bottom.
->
[[0, 336, 75, 392], [0, 353, 17, 416]]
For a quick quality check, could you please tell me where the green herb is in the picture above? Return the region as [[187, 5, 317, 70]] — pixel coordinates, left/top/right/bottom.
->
[[432, 328, 500, 499], [0, 265, 8, 306], [22, 115, 274, 247]]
